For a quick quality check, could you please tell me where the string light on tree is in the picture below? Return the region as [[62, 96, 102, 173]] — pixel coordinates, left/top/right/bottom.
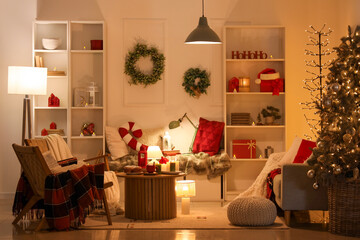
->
[[306, 25, 360, 186]]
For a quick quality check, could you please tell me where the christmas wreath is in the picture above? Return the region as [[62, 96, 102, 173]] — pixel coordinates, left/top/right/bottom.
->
[[124, 43, 165, 87], [182, 68, 210, 98]]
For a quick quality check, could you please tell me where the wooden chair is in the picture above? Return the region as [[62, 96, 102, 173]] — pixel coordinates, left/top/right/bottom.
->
[[13, 141, 113, 230], [12, 144, 52, 231]]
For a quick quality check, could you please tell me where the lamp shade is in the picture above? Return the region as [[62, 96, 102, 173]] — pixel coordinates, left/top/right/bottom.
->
[[185, 17, 221, 44], [176, 180, 196, 197], [147, 146, 163, 159], [8, 66, 47, 95]]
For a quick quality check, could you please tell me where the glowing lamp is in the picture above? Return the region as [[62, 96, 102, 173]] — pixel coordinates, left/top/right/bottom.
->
[[176, 180, 196, 214]]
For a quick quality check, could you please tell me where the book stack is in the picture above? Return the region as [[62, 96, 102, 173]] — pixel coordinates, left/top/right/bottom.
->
[[231, 113, 250, 125]]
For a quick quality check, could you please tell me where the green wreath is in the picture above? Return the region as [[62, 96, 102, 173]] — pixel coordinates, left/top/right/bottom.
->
[[182, 68, 210, 98], [124, 43, 165, 87]]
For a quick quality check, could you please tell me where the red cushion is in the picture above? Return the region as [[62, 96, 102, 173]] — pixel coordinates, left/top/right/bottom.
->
[[293, 139, 316, 163], [192, 118, 225, 156]]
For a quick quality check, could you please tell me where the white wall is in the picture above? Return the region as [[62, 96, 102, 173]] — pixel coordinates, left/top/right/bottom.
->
[[0, 0, 359, 198], [0, 0, 37, 198]]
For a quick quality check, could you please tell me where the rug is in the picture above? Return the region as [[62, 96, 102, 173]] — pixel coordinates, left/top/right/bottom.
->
[[81, 202, 288, 230]]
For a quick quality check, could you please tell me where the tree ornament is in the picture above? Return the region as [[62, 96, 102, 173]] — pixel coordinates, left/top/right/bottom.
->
[[307, 169, 315, 178], [124, 42, 165, 87], [313, 182, 319, 190], [332, 83, 341, 92], [346, 127, 356, 136], [333, 165, 342, 175], [182, 68, 210, 98], [343, 133, 352, 143]]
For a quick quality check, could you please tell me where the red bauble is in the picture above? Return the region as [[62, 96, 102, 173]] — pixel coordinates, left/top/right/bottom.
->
[[41, 128, 48, 136], [50, 122, 57, 129]]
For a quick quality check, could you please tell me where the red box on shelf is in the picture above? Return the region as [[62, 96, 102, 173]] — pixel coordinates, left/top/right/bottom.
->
[[91, 40, 103, 50], [260, 79, 284, 94], [232, 139, 256, 159]]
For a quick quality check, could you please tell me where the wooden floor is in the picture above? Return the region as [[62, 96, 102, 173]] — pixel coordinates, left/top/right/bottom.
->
[[0, 199, 352, 240]]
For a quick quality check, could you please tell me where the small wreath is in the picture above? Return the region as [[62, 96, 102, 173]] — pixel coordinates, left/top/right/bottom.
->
[[182, 68, 210, 98], [124, 43, 165, 87]]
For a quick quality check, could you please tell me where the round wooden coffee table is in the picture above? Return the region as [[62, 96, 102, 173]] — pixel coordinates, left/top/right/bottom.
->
[[116, 172, 185, 220]]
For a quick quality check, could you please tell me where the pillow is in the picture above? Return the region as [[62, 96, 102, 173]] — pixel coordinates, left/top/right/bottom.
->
[[42, 151, 59, 170], [279, 136, 316, 164], [293, 139, 316, 163], [141, 127, 165, 147], [192, 117, 225, 156], [106, 126, 129, 160]]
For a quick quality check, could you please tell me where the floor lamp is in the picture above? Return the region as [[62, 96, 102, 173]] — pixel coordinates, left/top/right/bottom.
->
[[8, 66, 47, 145]]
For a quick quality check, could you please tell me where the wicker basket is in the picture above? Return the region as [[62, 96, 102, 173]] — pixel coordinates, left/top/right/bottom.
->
[[328, 180, 360, 237]]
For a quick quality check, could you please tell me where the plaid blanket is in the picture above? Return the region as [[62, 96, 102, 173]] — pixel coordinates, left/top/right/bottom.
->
[[13, 163, 104, 230], [266, 168, 281, 199]]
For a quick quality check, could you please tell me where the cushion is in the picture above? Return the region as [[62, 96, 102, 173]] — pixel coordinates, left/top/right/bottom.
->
[[105, 126, 129, 160], [293, 139, 316, 163], [43, 151, 59, 170], [279, 136, 315, 165], [141, 127, 165, 147], [192, 117, 224, 156], [227, 196, 277, 226]]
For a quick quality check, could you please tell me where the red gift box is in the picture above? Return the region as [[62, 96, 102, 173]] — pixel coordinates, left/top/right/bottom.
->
[[260, 79, 284, 95], [232, 139, 256, 159], [91, 40, 103, 50]]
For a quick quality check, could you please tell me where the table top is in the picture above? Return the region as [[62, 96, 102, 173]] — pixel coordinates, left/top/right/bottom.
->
[[116, 172, 185, 179]]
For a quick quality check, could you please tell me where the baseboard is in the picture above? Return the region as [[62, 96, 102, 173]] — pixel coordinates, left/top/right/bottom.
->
[[0, 192, 14, 200]]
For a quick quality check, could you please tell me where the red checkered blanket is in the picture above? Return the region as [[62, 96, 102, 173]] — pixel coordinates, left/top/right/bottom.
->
[[13, 163, 104, 230]]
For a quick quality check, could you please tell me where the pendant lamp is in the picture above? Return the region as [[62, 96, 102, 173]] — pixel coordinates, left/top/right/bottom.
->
[[185, 0, 222, 44]]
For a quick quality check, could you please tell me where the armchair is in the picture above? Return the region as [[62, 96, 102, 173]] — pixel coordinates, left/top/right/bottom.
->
[[272, 164, 328, 226], [13, 138, 114, 230]]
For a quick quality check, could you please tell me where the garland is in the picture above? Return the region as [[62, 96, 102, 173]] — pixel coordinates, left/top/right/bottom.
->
[[124, 43, 165, 87], [182, 68, 210, 98]]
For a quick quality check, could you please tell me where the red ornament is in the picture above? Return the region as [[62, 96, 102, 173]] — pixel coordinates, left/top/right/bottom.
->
[[41, 128, 48, 136], [48, 93, 60, 107], [159, 156, 169, 164], [50, 122, 57, 129], [138, 145, 147, 168]]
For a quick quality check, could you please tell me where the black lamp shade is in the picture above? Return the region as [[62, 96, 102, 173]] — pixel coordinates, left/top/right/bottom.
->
[[185, 17, 221, 44]]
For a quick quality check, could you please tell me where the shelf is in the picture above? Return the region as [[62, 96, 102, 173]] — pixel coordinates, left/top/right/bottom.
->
[[48, 75, 68, 79], [70, 50, 103, 54], [226, 125, 285, 129], [226, 92, 285, 95], [71, 106, 103, 110], [226, 58, 284, 62], [34, 107, 67, 110], [71, 136, 104, 140], [231, 158, 268, 162], [35, 135, 67, 139], [34, 49, 68, 53]]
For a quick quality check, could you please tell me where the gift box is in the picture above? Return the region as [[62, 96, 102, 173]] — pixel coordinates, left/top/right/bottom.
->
[[260, 79, 284, 95], [232, 139, 256, 159]]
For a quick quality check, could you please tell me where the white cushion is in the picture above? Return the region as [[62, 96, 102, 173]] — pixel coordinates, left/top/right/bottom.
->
[[106, 126, 129, 160], [279, 136, 303, 165]]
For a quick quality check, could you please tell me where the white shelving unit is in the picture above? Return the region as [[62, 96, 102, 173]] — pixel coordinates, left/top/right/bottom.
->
[[223, 25, 286, 201], [32, 20, 106, 160]]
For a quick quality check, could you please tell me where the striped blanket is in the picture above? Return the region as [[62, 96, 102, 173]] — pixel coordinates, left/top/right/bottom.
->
[[13, 163, 105, 230]]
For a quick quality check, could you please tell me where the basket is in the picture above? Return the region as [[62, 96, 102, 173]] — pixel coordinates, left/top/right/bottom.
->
[[328, 179, 360, 237]]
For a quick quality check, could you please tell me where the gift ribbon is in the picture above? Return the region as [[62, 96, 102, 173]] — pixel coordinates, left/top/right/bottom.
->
[[233, 140, 256, 158], [271, 79, 283, 96]]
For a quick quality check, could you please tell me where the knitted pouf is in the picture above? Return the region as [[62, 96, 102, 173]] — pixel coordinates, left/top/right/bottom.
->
[[227, 196, 277, 226]]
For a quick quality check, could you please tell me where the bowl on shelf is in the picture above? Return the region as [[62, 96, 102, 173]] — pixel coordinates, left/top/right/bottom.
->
[[42, 38, 61, 50]]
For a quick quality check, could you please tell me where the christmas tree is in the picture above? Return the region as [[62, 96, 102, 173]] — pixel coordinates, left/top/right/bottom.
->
[[307, 26, 360, 186]]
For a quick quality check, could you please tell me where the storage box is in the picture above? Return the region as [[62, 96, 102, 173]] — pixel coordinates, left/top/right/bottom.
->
[[260, 79, 284, 95], [232, 139, 256, 159], [91, 40, 103, 50]]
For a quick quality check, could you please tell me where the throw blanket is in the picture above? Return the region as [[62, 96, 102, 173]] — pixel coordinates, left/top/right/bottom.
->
[[108, 152, 232, 179], [45, 134, 73, 161], [233, 152, 286, 199], [266, 168, 281, 199], [13, 163, 104, 230]]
